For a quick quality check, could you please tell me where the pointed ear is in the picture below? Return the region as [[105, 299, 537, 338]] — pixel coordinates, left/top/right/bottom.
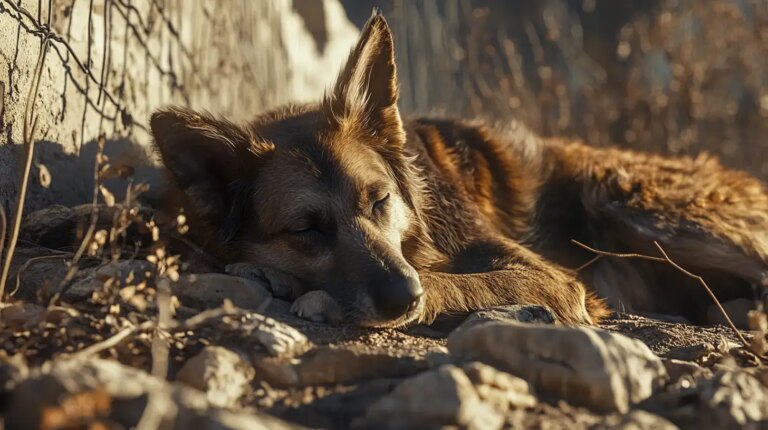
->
[[150, 107, 273, 241], [325, 13, 404, 147]]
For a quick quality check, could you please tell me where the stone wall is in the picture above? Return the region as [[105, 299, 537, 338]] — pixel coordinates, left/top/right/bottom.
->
[[0, 0, 358, 212]]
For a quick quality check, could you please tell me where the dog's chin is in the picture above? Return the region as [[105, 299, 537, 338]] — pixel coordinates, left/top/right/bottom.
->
[[353, 296, 426, 329]]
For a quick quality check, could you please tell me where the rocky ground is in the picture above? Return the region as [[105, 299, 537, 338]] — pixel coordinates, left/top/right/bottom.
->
[[1, 204, 767, 429]]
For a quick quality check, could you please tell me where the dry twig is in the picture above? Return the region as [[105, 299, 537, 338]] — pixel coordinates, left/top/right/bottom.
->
[[571, 239, 755, 353], [67, 320, 154, 361]]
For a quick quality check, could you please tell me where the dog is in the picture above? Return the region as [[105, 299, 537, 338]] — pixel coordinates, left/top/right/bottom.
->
[[150, 13, 768, 328]]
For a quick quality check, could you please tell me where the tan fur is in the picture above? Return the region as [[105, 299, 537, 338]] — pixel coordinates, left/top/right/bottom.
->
[[151, 13, 767, 327]]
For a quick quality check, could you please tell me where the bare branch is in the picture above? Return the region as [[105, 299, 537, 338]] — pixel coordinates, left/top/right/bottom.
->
[[572, 239, 758, 356]]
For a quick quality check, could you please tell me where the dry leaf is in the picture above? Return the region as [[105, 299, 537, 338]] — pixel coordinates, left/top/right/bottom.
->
[[38, 163, 52, 188], [99, 185, 116, 207]]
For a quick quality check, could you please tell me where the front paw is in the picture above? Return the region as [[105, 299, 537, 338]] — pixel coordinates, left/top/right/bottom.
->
[[224, 263, 301, 300], [290, 290, 343, 325]]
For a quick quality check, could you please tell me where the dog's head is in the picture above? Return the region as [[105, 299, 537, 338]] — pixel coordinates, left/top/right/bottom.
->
[[151, 14, 427, 327]]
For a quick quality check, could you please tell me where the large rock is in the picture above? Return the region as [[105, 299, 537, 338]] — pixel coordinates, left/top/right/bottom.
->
[[253, 346, 426, 387], [175, 346, 255, 408], [4, 358, 296, 429], [448, 321, 668, 412], [662, 370, 768, 428], [357, 362, 535, 430]]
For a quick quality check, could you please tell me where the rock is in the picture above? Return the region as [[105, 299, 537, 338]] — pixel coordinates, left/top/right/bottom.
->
[[664, 343, 720, 365], [425, 346, 454, 367], [254, 346, 426, 387], [357, 364, 504, 430], [448, 321, 668, 412], [750, 367, 768, 388], [175, 346, 255, 408], [661, 369, 768, 428], [594, 410, 679, 429], [0, 352, 28, 396], [662, 358, 712, 385], [0, 302, 47, 329], [461, 362, 536, 410], [5, 358, 296, 429], [185, 309, 311, 357], [0, 302, 79, 329], [691, 370, 768, 427], [20, 204, 147, 248], [459, 304, 557, 330], [173, 273, 272, 312], [246, 313, 310, 357], [64, 260, 153, 301]]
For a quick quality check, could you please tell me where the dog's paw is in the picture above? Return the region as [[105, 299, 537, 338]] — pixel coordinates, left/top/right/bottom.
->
[[290, 290, 343, 325], [224, 264, 301, 299]]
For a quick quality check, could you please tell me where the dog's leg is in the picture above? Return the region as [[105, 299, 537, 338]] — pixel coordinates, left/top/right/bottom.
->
[[418, 239, 608, 326], [290, 290, 344, 324]]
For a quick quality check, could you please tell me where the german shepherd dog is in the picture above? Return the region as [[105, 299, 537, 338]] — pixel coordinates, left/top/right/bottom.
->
[[151, 13, 768, 328]]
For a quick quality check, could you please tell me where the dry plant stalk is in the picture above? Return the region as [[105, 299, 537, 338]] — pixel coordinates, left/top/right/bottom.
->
[[49, 135, 108, 306], [0, 39, 50, 301], [0, 206, 6, 277], [572, 239, 756, 354]]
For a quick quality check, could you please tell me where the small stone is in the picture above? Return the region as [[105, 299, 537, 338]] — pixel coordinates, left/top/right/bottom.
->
[[665, 343, 719, 364], [0, 302, 47, 329], [458, 304, 557, 331], [662, 358, 711, 384], [448, 322, 667, 413], [175, 346, 255, 408], [173, 273, 272, 312]]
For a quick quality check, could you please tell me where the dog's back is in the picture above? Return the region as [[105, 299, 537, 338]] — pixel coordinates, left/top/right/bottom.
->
[[404, 116, 767, 323]]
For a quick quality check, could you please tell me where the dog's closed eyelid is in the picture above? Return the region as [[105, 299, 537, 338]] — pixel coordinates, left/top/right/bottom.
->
[[372, 192, 391, 213]]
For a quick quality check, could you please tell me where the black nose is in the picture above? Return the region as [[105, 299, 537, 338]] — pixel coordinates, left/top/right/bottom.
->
[[374, 275, 424, 319]]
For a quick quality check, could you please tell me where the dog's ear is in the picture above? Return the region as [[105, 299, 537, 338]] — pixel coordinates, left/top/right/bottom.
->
[[150, 107, 273, 240], [325, 12, 405, 148]]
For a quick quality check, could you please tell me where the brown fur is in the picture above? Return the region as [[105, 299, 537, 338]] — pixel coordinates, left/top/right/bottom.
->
[[151, 13, 768, 327]]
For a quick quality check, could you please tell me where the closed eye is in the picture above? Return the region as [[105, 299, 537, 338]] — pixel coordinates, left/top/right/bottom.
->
[[372, 192, 390, 213]]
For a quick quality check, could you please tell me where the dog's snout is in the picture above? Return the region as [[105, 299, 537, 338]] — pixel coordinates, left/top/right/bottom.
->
[[375, 275, 423, 319]]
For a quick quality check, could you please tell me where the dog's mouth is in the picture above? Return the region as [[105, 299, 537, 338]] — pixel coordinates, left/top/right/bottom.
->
[[350, 294, 426, 329]]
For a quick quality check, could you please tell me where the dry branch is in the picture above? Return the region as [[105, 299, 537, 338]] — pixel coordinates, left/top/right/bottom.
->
[[571, 239, 756, 355]]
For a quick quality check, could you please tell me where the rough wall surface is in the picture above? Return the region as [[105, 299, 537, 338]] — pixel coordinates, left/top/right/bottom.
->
[[0, 0, 358, 212]]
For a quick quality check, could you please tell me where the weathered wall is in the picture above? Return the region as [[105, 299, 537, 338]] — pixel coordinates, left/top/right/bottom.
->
[[0, 0, 358, 212]]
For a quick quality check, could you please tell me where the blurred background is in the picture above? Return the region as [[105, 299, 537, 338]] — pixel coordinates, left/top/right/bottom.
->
[[2, 0, 768, 212]]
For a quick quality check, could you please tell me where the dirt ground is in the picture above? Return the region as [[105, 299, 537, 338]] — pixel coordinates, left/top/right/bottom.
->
[[0, 205, 767, 429]]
